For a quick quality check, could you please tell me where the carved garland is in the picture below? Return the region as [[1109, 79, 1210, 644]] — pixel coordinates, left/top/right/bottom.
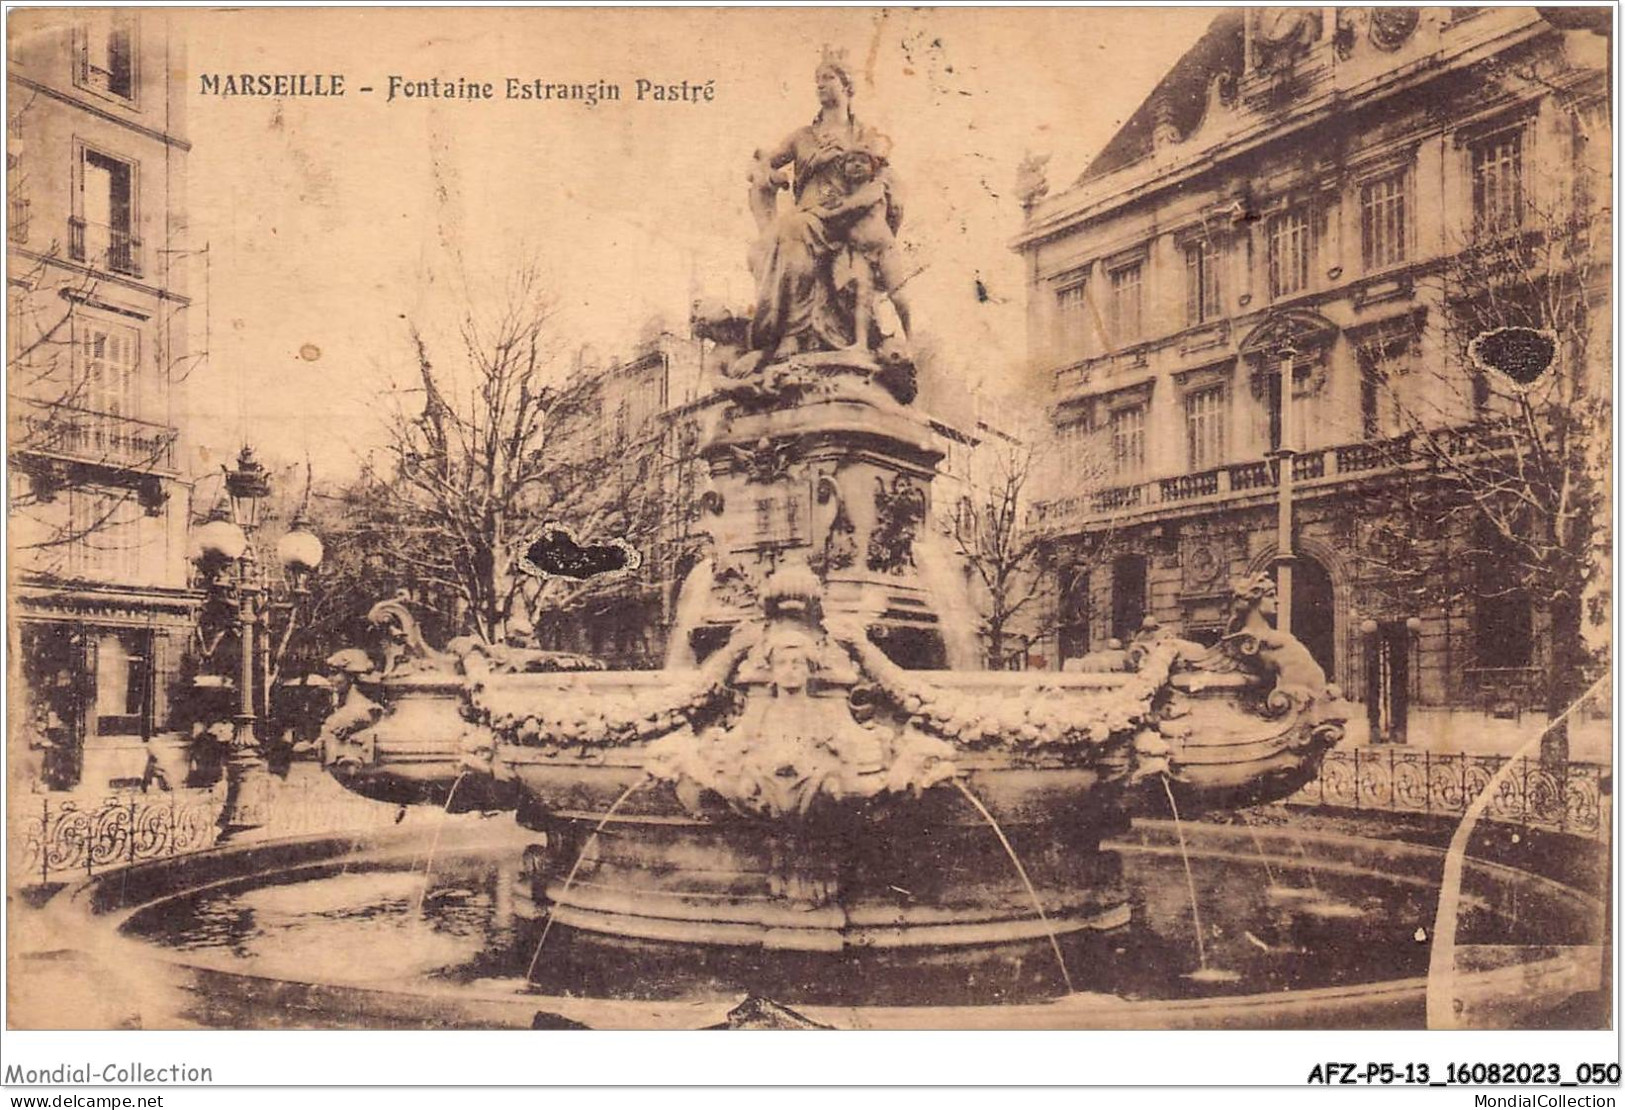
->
[[467, 630, 753, 749], [842, 633, 1182, 754]]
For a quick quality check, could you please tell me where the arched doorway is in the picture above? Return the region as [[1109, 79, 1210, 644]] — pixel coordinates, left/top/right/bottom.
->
[[1111, 554, 1147, 643], [1283, 555, 1336, 681]]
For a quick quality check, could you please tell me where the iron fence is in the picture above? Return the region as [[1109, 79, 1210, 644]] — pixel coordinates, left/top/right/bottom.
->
[[11, 775, 419, 885], [1289, 748, 1610, 840]]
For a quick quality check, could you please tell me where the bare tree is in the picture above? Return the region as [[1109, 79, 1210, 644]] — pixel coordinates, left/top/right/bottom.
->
[[1349, 123, 1609, 762], [518, 353, 708, 666], [258, 470, 448, 671], [950, 438, 1117, 670], [371, 264, 568, 644]]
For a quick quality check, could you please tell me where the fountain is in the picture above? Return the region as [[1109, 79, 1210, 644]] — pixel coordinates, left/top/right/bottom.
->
[[308, 47, 1352, 962], [31, 52, 1604, 1032]]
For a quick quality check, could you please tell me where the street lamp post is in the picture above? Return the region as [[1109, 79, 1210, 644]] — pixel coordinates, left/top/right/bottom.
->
[[1271, 344, 1298, 636], [192, 446, 323, 840]]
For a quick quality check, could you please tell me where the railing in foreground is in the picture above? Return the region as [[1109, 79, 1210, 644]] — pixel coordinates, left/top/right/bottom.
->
[[11, 774, 423, 885], [1287, 749, 1610, 840], [11, 751, 1608, 884]]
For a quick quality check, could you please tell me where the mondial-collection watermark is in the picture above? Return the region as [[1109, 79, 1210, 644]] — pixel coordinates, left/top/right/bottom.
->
[[1472, 1098, 1617, 1108], [4, 1064, 214, 1084]]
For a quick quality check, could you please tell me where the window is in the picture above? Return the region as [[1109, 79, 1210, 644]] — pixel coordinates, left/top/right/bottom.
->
[[1107, 262, 1142, 346], [1054, 281, 1089, 361], [74, 148, 139, 275], [80, 320, 140, 422], [1360, 364, 1382, 439], [1057, 571, 1091, 663], [78, 12, 135, 101], [8, 110, 28, 245], [1109, 404, 1146, 478], [613, 399, 629, 449], [1475, 592, 1532, 668], [1256, 366, 1311, 453], [1267, 207, 1315, 299], [1356, 335, 1411, 439], [1184, 241, 1220, 325], [1470, 129, 1523, 234], [1186, 386, 1227, 469], [1360, 170, 1408, 270], [1474, 521, 1532, 669]]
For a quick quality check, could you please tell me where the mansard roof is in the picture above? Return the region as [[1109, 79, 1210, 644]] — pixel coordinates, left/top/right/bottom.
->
[[1077, 9, 1244, 185]]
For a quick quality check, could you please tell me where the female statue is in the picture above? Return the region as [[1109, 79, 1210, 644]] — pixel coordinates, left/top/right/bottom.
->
[[747, 53, 911, 363]]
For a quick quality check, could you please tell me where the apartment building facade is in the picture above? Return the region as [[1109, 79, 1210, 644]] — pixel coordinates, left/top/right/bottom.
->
[[1015, 8, 1609, 733], [529, 333, 717, 667], [8, 11, 196, 789]]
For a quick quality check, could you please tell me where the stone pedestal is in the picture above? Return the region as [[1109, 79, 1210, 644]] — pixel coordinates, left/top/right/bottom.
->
[[694, 360, 962, 669]]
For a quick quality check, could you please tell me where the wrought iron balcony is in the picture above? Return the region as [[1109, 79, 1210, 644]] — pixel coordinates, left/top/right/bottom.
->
[[65, 218, 142, 278], [11, 396, 177, 472]]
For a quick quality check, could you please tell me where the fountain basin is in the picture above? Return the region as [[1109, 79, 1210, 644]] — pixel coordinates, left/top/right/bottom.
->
[[324, 648, 1345, 954], [20, 816, 1601, 1030]]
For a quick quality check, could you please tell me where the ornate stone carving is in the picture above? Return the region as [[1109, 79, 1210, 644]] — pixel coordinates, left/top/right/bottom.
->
[[1368, 7, 1420, 51], [1336, 7, 1420, 59], [866, 474, 925, 574], [365, 592, 449, 677], [309, 649, 385, 770], [730, 435, 799, 484], [1253, 8, 1323, 74], [812, 474, 857, 573], [1183, 540, 1226, 594], [1014, 151, 1050, 210], [645, 565, 957, 819], [1203, 573, 1346, 724]]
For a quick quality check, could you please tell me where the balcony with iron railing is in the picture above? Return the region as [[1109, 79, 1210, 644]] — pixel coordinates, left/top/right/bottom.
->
[[11, 395, 177, 472], [1036, 426, 1513, 530], [67, 218, 142, 278]]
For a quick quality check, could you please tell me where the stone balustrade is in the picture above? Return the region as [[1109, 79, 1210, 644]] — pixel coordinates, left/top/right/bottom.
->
[[1035, 426, 1516, 529]]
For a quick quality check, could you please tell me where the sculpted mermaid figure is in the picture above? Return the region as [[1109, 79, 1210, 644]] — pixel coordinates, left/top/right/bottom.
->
[[1221, 573, 1335, 709], [746, 48, 910, 364]]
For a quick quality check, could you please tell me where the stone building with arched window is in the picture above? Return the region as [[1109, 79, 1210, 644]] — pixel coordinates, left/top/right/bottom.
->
[[1014, 8, 1610, 740]]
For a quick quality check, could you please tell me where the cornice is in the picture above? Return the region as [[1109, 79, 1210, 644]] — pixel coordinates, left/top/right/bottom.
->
[[8, 73, 192, 152], [8, 245, 191, 306], [14, 580, 204, 621], [1013, 19, 1555, 252]]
